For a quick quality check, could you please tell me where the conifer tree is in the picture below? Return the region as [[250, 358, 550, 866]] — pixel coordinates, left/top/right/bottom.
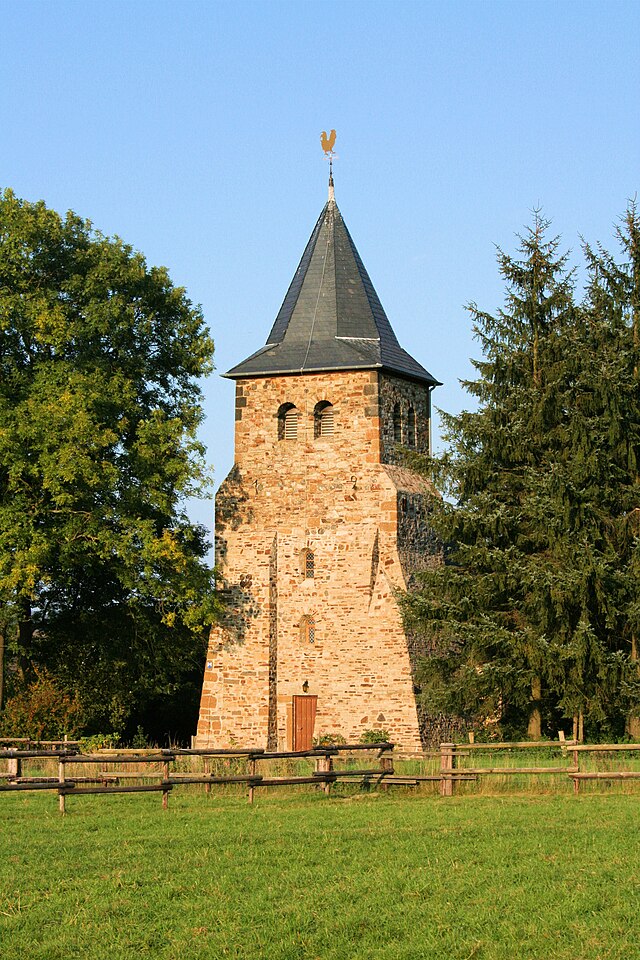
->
[[406, 210, 640, 740], [581, 202, 640, 736]]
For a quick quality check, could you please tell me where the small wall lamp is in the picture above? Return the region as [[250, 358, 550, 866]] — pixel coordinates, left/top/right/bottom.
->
[[302, 680, 309, 693]]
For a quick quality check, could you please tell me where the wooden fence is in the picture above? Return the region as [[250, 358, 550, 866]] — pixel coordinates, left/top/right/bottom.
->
[[3, 738, 640, 810], [0, 737, 81, 748], [0, 742, 394, 813], [427, 739, 640, 796]]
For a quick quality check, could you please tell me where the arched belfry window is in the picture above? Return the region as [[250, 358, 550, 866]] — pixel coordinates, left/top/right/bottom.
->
[[302, 549, 315, 579], [393, 403, 402, 443], [300, 615, 316, 644], [314, 401, 334, 438], [277, 403, 298, 440], [407, 407, 416, 448]]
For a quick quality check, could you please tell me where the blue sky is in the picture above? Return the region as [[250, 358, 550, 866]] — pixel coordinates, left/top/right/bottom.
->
[[2, 0, 639, 546]]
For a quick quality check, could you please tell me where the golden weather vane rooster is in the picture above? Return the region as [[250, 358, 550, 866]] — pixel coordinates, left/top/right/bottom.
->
[[320, 129, 337, 155]]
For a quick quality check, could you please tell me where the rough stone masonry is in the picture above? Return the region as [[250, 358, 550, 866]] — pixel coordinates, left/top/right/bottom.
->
[[196, 183, 441, 752]]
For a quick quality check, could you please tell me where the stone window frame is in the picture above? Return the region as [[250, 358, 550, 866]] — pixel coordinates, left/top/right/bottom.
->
[[313, 400, 335, 439], [300, 615, 316, 644], [301, 548, 315, 579], [277, 402, 299, 440]]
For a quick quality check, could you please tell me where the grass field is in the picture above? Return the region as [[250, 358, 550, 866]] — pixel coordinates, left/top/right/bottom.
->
[[1, 789, 639, 959]]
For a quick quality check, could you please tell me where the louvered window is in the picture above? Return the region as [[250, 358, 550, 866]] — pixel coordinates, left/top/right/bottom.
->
[[320, 406, 334, 436], [314, 401, 334, 438], [278, 403, 298, 440], [284, 408, 298, 439]]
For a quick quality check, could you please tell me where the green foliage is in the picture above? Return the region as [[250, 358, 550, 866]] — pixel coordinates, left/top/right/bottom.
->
[[0, 189, 219, 739], [129, 725, 151, 749], [0, 667, 81, 739], [359, 728, 391, 744], [313, 732, 347, 747], [405, 207, 640, 739], [78, 732, 118, 752]]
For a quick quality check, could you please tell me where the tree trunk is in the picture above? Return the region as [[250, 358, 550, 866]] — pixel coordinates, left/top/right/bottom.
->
[[631, 212, 639, 733], [17, 600, 34, 683], [0, 629, 4, 712], [627, 635, 640, 740], [527, 676, 542, 739]]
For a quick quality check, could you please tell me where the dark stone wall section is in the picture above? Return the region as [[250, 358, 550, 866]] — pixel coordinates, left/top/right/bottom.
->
[[267, 534, 278, 750], [379, 373, 431, 464], [393, 481, 447, 747]]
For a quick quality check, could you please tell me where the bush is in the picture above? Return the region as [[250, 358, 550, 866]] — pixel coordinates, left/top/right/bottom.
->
[[78, 733, 118, 752], [130, 725, 152, 749], [313, 733, 346, 747], [0, 668, 81, 740], [360, 728, 391, 744]]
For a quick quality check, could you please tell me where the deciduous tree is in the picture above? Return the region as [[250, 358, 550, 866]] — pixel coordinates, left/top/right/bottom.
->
[[0, 189, 218, 738]]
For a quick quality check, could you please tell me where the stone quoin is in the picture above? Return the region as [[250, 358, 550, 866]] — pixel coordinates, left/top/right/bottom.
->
[[196, 174, 441, 752]]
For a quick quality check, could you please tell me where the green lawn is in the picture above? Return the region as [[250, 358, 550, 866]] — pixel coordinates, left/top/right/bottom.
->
[[1, 789, 639, 959]]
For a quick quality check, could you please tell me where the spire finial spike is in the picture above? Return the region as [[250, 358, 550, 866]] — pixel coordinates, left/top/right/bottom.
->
[[320, 128, 337, 203]]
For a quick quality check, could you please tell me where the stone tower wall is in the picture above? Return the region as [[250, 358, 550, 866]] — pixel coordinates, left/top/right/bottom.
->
[[196, 369, 438, 751]]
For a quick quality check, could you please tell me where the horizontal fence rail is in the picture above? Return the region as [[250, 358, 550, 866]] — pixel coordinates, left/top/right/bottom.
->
[[3, 738, 640, 809], [0, 738, 81, 749], [428, 739, 640, 797], [0, 743, 395, 812]]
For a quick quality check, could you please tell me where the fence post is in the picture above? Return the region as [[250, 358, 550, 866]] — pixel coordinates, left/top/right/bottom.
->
[[248, 756, 256, 804], [7, 754, 21, 779], [204, 757, 211, 795], [573, 745, 580, 795], [101, 753, 109, 787], [323, 753, 333, 796], [162, 758, 170, 810], [440, 743, 456, 797], [379, 749, 393, 791], [58, 757, 66, 815], [558, 729, 566, 759]]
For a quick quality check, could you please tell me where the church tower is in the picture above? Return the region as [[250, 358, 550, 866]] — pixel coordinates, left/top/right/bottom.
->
[[196, 175, 440, 752]]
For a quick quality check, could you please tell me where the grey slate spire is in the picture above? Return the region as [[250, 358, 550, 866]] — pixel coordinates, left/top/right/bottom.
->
[[224, 184, 440, 385]]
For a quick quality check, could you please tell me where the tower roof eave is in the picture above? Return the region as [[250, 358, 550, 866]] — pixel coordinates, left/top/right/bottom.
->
[[223, 348, 441, 386], [225, 193, 440, 388], [223, 365, 442, 386]]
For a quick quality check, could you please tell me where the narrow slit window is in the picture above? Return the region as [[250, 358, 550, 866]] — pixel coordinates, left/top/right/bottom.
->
[[300, 616, 315, 644], [393, 403, 402, 443], [303, 549, 315, 579], [407, 407, 416, 448]]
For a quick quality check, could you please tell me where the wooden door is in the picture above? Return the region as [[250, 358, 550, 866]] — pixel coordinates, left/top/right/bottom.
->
[[292, 695, 317, 751]]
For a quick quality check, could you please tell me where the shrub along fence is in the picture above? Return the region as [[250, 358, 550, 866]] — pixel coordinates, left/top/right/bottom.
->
[[0, 743, 394, 813]]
